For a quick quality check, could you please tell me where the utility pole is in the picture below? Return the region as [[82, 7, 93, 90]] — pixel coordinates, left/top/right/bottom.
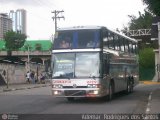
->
[[152, 17, 160, 82], [157, 22, 160, 82], [51, 10, 65, 33], [27, 44, 30, 71]]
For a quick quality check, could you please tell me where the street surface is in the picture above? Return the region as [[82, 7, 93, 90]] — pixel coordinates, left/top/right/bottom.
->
[[0, 84, 160, 120]]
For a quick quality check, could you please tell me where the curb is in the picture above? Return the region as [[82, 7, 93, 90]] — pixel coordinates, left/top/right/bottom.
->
[[140, 81, 160, 85], [0, 84, 51, 93]]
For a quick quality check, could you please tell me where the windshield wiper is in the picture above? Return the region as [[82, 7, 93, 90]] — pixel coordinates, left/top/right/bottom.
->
[[53, 75, 70, 79], [89, 74, 97, 79]]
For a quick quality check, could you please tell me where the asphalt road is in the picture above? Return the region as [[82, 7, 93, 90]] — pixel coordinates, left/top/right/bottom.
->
[[0, 84, 160, 120]]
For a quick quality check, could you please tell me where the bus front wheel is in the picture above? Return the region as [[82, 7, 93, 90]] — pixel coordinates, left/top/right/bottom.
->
[[126, 79, 134, 94], [106, 83, 114, 101]]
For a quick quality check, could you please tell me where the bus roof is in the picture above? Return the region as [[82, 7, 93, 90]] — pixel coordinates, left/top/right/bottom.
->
[[107, 28, 137, 43], [57, 26, 137, 43], [57, 26, 103, 31]]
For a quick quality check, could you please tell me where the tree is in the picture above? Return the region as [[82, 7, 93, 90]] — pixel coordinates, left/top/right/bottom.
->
[[121, 10, 154, 49], [123, 10, 153, 31], [24, 44, 32, 51], [4, 30, 27, 51], [142, 0, 160, 16], [139, 47, 155, 80], [139, 48, 155, 68]]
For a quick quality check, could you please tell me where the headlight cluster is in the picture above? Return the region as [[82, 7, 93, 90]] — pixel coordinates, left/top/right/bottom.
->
[[88, 90, 99, 95], [87, 84, 100, 88], [118, 75, 124, 78], [53, 90, 62, 95], [53, 84, 63, 88], [133, 75, 138, 78]]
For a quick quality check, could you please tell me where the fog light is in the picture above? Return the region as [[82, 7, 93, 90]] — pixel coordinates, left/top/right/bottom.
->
[[93, 90, 98, 94], [88, 90, 99, 95], [54, 90, 62, 95], [54, 91, 58, 95]]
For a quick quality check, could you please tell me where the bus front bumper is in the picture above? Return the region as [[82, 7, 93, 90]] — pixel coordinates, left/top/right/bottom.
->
[[52, 88, 105, 97]]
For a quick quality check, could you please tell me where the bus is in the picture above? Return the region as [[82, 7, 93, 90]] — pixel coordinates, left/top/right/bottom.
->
[[51, 26, 139, 101]]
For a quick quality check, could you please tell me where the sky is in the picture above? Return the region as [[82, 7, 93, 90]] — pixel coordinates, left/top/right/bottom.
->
[[0, 0, 146, 40]]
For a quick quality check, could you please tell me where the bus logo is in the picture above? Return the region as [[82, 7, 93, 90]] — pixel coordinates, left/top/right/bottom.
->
[[73, 84, 77, 88]]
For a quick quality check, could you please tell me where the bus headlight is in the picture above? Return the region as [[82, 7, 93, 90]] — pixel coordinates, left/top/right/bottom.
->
[[54, 91, 58, 95], [118, 75, 124, 78], [87, 84, 92, 88], [53, 90, 62, 95], [88, 90, 99, 95], [133, 75, 138, 78], [93, 90, 99, 94], [87, 84, 100, 88], [53, 84, 63, 88]]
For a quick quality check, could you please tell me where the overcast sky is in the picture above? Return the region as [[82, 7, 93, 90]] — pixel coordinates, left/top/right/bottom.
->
[[0, 0, 146, 40]]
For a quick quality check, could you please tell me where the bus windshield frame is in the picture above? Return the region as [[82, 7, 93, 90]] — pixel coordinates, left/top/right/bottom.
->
[[52, 52, 101, 79]]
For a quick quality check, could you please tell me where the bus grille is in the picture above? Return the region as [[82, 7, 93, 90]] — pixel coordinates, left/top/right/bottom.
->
[[64, 90, 86, 96], [63, 86, 87, 88]]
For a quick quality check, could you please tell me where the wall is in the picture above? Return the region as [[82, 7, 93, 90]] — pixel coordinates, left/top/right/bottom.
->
[[0, 63, 45, 84]]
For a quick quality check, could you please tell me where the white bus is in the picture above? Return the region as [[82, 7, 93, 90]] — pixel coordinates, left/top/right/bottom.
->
[[51, 26, 139, 101]]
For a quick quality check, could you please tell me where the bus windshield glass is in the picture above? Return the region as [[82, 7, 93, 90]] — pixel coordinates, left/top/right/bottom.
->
[[53, 29, 100, 49], [52, 52, 100, 78]]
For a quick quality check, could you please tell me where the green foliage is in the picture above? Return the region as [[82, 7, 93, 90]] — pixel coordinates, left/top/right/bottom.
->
[[139, 48, 155, 69], [143, 0, 160, 16], [24, 44, 32, 51], [122, 10, 153, 31], [4, 30, 27, 51], [35, 43, 42, 51], [128, 10, 153, 30], [121, 10, 154, 50], [139, 67, 155, 80]]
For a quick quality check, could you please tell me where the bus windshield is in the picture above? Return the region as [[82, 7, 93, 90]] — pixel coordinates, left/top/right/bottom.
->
[[53, 29, 100, 49], [52, 52, 100, 78]]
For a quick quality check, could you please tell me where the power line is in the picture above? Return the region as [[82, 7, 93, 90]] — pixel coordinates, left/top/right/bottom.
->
[[51, 10, 65, 32], [32, 0, 57, 10]]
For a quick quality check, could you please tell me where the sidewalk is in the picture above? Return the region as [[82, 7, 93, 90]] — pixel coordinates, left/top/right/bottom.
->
[[0, 81, 51, 93]]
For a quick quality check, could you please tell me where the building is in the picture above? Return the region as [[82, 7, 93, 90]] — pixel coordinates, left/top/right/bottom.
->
[[0, 40, 52, 84], [9, 9, 27, 35], [0, 13, 12, 39]]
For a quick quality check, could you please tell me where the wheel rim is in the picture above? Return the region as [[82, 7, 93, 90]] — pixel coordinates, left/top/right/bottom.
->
[[128, 83, 130, 93]]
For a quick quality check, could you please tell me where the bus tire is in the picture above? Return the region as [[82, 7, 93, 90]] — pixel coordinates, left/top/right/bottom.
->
[[126, 79, 133, 94], [130, 79, 134, 93], [126, 81, 130, 94], [106, 83, 114, 101], [67, 97, 74, 101]]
